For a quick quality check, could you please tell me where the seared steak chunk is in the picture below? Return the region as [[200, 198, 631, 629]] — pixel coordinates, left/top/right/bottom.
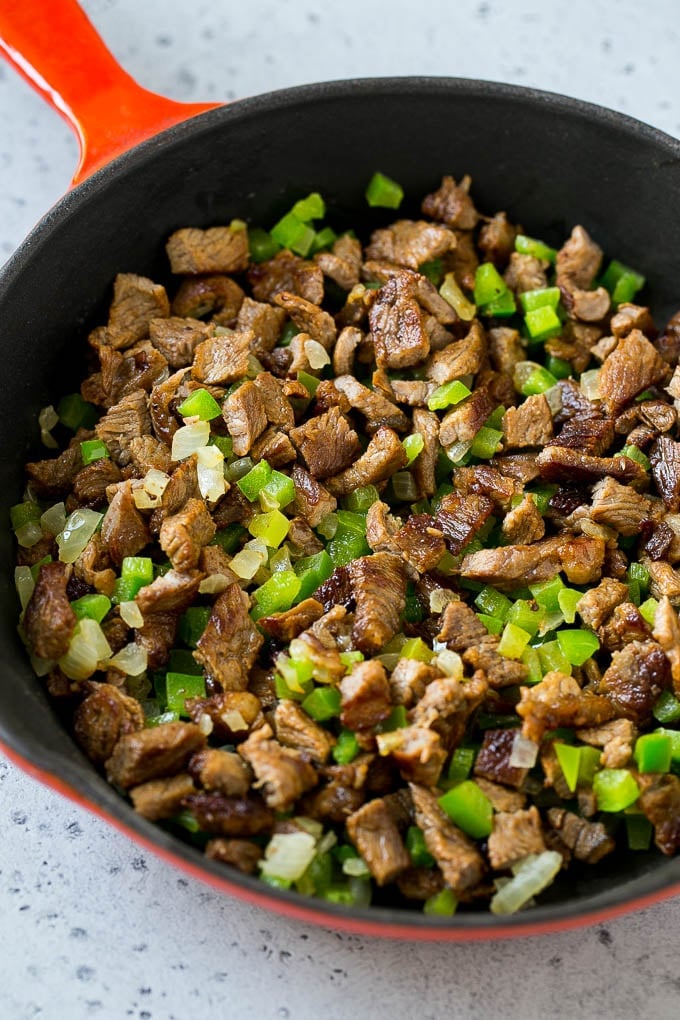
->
[[488, 807, 546, 871], [537, 446, 647, 487], [149, 315, 212, 367], [182, 792, 274, 837], [171, 274, 244, 322], [576, 577, 629, 631], [650, 437, 680, 512], [421, 174, 480, 229], [546, 808, 615, 863], [134, 611, 178, 670], [340, 660, 392, 731], [159, 497, 216, 571], [346, 797, 411, 885], [599, 640, 671, 724], [105, 721, 206, 788], [193, 330, 251, 385], [333, 373, 409, 433], [365, 219, 455, 270], [518, 671, 615, 743], [204, 838, 262, 873], [434, 491, 495, 554], [222, 379, 267, 456], [95, 389, 152, 467], [103, 273, 170, 349], [502, 394, 553, 449], [325, 426, 408, 496], [274, 699, 335, 764], [73, 682, 145, 764], [290, 406, 360, 480], [637, 773, 680, 855], [166, 225, 249, 274], [24, 561, 77, 661], [348, 552, 407, 655], [238, 726, 317, 811], [135, 569, 203, 614], [193, 584, 263, 691], [598, 329, 669, 415], [188, 748, 252, 797], [587, 476, 652, 535], [100, 480, 151, 565], [473, 728, 529, 790], [410, 783, 485, 896], [130, 773, 196, 821], [426, 321, 485, 384], [274, 291, 337, 349], [369, 271, 431, 369]]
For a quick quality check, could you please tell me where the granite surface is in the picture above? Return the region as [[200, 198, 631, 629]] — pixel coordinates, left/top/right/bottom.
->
[[2, 1, 680, 1017]]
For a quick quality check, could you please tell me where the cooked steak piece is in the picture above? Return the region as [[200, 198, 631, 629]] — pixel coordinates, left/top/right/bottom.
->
[[411, 408, 439, 497], [599, 602, 652, 652], [546, 808, 615, 863], [392, 514, 446, 573], [192, 330, 252, 385], [24, 561, 77, 661], [204, 838, 262, 873], [134, 611, 178, 670], [171, 274, 244, 322], [426, 320, 485, 385], [650, 437, 680, 512], [453, 464, 517, 509], [148, 315, 212, 367], [166, 226, 249, 274], [475, 778, 526, 813], [129, 773, 196, 821], [147, 368, 185, 446], [610, 302, 656, 339], [348, 552, 407, 655], [193, 584, 262, 692], [315, 234, 362, 291], [73, 682, 145, 764], [652, 596, 680, 692], [105, 720, 206, 788], [587, 476, 652, 536], [247, 249, 314, 303], [185, 691, 263, 743], [552, 416, 615, 457], [222, 379, 267, 456], [556, 225, 602, 289], [439, 387, 496, 447], [537, 446, 647, 487], [434, 491, 495, 554], [340, 659, 392, 730], [238, 726, 317, 811], [436, 599, 489, 651], [503, 252, 548, 293], [149, 456, 199, 531], [71, 534, 116, 597], [273, 699, 336, 764], [249, 427, 296, 467], [289, 405, 360, 480], [332, 326, 362, 376], [26, 434, 85, 499], [421, 174, 480, 229], [235, 297, 286, 358], [575, 718, 636, 769], [411, 672, 488, 749], [409, 783, 485, 896], [381, 725, 447, 786], [135, 568, 204, 614], [637, 773, 680, 855], [478, 211, 518, 267], [95, 389, 152, 467], [646, 558, 680, 604], [188, 748, 252, 797], [598, 329, 669, 415], [517, 671, 616, 743], [252, 371, 296, 430], [159, 497, 216, 571], [333, 373, 409, 433], [259, 598, 325, 643], [599, 640, 671, 724], [501, 494, 545, 544], [366, 219, 455, 270], [502, 394, 554, 450], [473, 728, 530, 789], [369, 271, 431, 369], [290, 465, 337, 526], [96, 341, 168, 408], [576, 577, 629, 631], [459, 537, 563, 590], [389, 658, 439, 707], [488, 806, 547, 870], [325, 425, 408, 496], [102, 272, 170, 350], [346, 797, 411, 886], [274, 291, 337, 349], [292, 606, 348, 683], [72, 458, 123, 509], [182, 792, 274, 837], [390, 379, 436, 406], [100, 480, 151, 565]]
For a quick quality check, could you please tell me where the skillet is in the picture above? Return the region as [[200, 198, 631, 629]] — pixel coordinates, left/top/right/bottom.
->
[[2, 0, 680, 939]]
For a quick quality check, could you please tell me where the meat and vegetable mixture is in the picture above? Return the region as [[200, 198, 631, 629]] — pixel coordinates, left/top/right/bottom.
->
[[14, 170, 680, 916]]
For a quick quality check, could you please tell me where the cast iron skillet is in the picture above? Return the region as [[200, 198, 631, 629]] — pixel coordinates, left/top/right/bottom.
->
[[3, 0, 680, 940]]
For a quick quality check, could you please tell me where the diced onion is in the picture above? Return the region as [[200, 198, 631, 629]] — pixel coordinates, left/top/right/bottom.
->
[[132, 485, 161, 510], [259, 831, 317, 882], [580, 369, 601, 400], [197, 713, 214, 736], [391, 471, 418, 502], [30, 651, 54, 677], [40, 501, 66, 537], [14, 566, 35, 611], [490, 851, 562, 915], [196, 444, 227, 502], [509, 732, 539, 769], [220, 709, 248, 732], [376, 730, 405, 755], [56, 508, 103, 564], [199, 573, 233, 595], [246, 354, 264, 378], [15, 521, 43, 548], [119, 601, 144, 628], [429, 588, 458, 614], [304, 339, 330, 369], [38, 404, 59, 449], [230, 538, 268, 580], [109, 643, 148, 677], [316, 512, 338, 539], [433, 649, 463, 679], [444, 440, 472, 465], [343, 856, 371, 877], [143, 468, 171, 497], [59, 618, 112, 680], [543, 383, 563, 416], [224, 456, 254, 482], [439, 272, 477, 320], [294, 817, 324, 839], [270, 546, 292, 573], [316, 830, 337, 856], [171, 420, 210, 461]]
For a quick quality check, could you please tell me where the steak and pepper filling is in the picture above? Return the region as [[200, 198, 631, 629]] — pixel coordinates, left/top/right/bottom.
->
[[13, 171, 680, 915]]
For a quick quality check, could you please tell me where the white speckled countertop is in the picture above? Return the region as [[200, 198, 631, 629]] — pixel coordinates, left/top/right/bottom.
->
[[2, 2, 680, 1017]]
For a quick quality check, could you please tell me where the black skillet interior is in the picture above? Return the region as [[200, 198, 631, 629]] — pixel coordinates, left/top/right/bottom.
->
[[3, 77, 680, 933]]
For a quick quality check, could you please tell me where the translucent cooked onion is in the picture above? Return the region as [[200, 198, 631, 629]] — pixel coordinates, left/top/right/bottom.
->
[[109, 643, 148, 677], [269, 546, 292, 573], [294, 817, 324, 839], [439, 272, 477, 320], [433, 649, 463, 680], [14, 566, 35, 611], [544, 383, 563, 416], [316, 512, 338, 539], [224, 456, 254, 482], [171, 420, 210, 461], [444, 440, 472, 465], [132, 485, 161, 510], [342, 856, 371, 877], [119, 600, 144, 628], [199, 573, 233, 595], [509, 732, 539, 769], [143, 468, 171, 497], [429, 588, 458, 615], [40, 501, 66, 537], [304, 339, 330, 369], [15, 521, 43, 548], [259, 831, 317, 882], [230, 539, 268, 580], [59, 618, 112, 680], [490, 851, 562, 915], [391, 471, 418, 502], [38, 404, 59, 449], [580, 368, 601, 400], [196, 444, 227, 502], [56, 508, 103, 564]]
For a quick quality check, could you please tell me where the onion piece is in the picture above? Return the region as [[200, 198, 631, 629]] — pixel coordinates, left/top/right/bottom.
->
[[509, 732, 539, 769], [439, 272, 476, 320], [433, 649, 463, 680], [391, 471, 418, 502], [429, 588, 458, 615], [59, 618, 112, 680], [40, 501, 66, 537], [119, 600, 144, 628], [304, 339, 330, 369], [580, 369, 601, 400], [15, 521, 43, 548], [56, 508, 103, 564], [343, 856, 371, 877], [109, 643, 148, 677], [196, 444, 227, 502], [38, 404, 59, 449], [490, 851, 562, 915], [259, 831, 317, 882], [14, 566, 35, 611], [171, 420, 210, 461], [199, 573, 233, 595]]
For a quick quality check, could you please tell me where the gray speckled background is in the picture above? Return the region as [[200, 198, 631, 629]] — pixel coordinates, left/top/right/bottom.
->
[[2, 2, 680, 1017]]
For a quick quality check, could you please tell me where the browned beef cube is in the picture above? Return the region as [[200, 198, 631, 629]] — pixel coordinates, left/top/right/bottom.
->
[[129, 773, 196, 820], [346, 797, 411, 886], [166, 226, 249, 274], [73, 682, 145, 764], [340, 660, 392, 731], [23, 561, 77, 661], [193, 584, 263, 692], [188, 748, 252, 797], [487, 806, 547, 870], [105, 721, 206, 788]]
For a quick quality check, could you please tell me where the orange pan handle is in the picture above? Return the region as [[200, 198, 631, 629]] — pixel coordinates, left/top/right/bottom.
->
[[0, 0, 221, 186]]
